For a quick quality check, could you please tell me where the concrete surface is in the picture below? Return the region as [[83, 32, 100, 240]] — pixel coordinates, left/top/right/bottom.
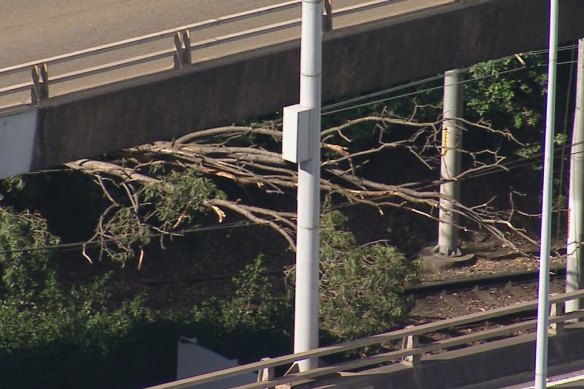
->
[[0, 1, 442, 67], [0, 0, 451, 109], [0, 108, 37, 177], [0, 0, 295, 67]]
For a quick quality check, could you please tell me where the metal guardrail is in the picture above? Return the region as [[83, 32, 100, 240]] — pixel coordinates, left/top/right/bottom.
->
[[146, 289, 584, 389], [0, 0, 395, 108]]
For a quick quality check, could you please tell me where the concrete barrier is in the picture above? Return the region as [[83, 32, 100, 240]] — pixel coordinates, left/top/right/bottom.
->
[[0, 108, 37, 178]]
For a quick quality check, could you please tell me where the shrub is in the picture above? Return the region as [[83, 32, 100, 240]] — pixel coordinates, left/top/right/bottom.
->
[[318, 211, 420, 340]]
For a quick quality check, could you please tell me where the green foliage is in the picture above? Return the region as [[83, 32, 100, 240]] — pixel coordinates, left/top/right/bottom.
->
[[0, 247, 292, 388], [0, 275, 159, 389], [284, 211, 420, 341], [190, 255, 291, 361], [515, 142, 542, 160], [466, 55, 546, 136], [100, 206, 152, 263], [142, 169, 225, 230], [318, 211, 419, 340], [0, 208, 169, 389], [0, 177, 25, 202], [0, 208, 59, 300], [73, 169, 229, 264]]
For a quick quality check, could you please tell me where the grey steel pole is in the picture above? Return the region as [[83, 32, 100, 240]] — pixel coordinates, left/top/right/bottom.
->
[[437, 69, 464, 256], [566, 39, 584, 313], [294, 0, 322, 372], [534, 0, 559, 387]]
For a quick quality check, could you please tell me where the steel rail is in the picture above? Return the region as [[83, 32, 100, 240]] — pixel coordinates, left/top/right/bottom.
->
[[0, 82, 32, 97], [333, 0, 394, 17], [406, 265, 567, 296], [48, 17, 303, 86], [50, 50, 174, 85]]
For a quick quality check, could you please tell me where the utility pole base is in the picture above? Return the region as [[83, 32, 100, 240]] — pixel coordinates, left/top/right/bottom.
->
[[419, 245, 476, 273]]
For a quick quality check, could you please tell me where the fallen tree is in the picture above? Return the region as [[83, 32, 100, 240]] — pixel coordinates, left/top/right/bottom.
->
[[61, 105, 534, 265]]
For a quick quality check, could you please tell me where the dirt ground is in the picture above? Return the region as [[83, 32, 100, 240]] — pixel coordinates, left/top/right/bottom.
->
[[419, 232, 566, 284], [410, 231, 568, 320]]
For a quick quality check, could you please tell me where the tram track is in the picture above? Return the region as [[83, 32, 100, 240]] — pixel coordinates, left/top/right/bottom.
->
[[406, 265, 567, 297], [408, 265, 568, 323]]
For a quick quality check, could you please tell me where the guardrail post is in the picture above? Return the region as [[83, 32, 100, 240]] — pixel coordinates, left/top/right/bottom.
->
[[173, 31, 184, 70], [401, 326, 420, 366], [182, 30, 192, 66], [257, 357, 275, 389], [323, 0, 333, 32], [31, 63, 49, 104], [173, 30, 192, 70], [550, 298, 565, 334]]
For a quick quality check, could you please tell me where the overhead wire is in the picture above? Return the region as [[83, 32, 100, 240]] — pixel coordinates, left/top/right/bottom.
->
[[255, 44, 578, 128], [320, 44, 578, 117], [0, 220, 256, 256], [322, 59, 578, 117]]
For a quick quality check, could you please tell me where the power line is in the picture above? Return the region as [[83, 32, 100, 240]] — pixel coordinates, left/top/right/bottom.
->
[[320, 44, 577, 117], [322, 59, 577, 117], [0, 220, 255, 256]]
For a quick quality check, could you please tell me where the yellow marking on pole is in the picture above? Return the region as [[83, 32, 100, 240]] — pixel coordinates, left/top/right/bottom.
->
[[441, 127, 448, 156]]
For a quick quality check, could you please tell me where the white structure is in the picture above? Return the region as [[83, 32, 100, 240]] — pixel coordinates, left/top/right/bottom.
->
[[176, 337, 256, 389], [566, 38, 584, 313], [282, 0, 323, 372]]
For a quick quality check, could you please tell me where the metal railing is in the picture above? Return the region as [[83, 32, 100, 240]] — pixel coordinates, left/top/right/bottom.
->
[[147, 289, 584, 389], [0, 0, 395, 109]]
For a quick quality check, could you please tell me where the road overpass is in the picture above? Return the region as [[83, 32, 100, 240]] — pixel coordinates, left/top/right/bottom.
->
[[1, 0, 584, 177]]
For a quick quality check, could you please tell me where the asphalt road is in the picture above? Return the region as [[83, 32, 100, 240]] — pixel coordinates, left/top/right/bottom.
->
[[0, 0, 451, 107], [0, 0, 449, 68], [0, 0, 287, 67]]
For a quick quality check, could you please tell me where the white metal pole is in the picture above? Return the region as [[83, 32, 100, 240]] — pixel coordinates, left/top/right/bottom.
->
[[566, 39, 584, 313], [294, 0, 322, 372], [437, 69, 464, 256], [534, 0, 559, 387]]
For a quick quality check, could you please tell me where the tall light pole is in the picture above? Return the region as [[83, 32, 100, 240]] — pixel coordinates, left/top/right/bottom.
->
[[534, 0, 559, 387], [566, 38, 584, 313], [282, 0, 323, 372]]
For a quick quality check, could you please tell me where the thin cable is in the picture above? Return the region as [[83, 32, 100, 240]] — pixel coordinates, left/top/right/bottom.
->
[[320, 45, 577, 117], [247, 45, 578, 134], [322, 59, 577, 117], [0, 220, 255, 256]]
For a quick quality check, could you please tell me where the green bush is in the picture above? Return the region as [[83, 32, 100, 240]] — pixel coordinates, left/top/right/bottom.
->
[[0, 208, 59, 300], [0, 205, 419, 387], [0, 207, 172, 389], [189, 255, 292, 362], [319, 211, 420, 340], [0, 271, 162, 389], [0, 239, 291, 388]]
